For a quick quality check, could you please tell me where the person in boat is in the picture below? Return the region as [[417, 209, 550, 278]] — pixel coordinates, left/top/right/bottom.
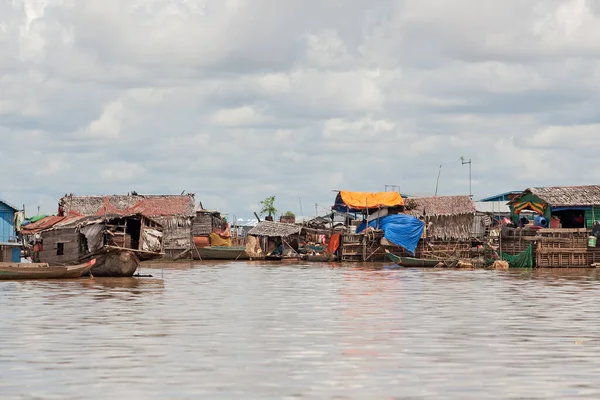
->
[[271, 238, 283, 256]]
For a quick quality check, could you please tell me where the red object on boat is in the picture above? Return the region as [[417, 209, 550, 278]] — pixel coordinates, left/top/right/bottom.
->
[[327, 233, 341, 254], [193, 236, 210, 248]]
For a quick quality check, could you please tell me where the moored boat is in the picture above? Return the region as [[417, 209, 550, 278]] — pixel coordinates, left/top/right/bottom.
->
[[385, 250, 458, 268], [193, 246, 249, 260], [83, 248, 140, 277], [0, 259, 96, 280]]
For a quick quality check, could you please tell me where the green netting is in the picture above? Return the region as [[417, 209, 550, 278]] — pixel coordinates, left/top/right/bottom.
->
[[501, 243, 534, 268]]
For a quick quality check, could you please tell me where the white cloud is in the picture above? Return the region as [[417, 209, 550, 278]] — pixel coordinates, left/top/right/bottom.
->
[[2, 0, 600, 217], [210, 106, 266, 126], [100, 161, 146, 182], [81, 100, 124, 139]]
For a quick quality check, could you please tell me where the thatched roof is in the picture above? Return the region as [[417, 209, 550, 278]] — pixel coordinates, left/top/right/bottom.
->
[[525, 186, 600, 207], [247, 221, 302, 237], [60, 194, 196, 218], [405, 195, 475, 217]]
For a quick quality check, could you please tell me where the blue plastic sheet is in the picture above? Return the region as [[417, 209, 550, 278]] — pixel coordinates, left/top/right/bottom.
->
[[356, 214, 424, 255]]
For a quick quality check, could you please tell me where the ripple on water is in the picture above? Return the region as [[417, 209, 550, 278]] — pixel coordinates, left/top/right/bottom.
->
[[1, 262, 600, 399]]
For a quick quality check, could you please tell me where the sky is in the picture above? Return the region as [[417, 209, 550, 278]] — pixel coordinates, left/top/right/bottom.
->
[[2, 0, 600, 219]]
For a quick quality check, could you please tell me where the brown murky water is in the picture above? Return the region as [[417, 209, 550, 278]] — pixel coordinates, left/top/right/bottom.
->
[[2, 261, 600, 399]]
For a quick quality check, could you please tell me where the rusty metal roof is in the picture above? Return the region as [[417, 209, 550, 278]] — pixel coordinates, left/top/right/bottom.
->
[[21, 215, 67, 234]]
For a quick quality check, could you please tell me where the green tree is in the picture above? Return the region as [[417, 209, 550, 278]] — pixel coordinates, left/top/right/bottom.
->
[[283, 211, 295, 218], [259, 195, 278, 218]]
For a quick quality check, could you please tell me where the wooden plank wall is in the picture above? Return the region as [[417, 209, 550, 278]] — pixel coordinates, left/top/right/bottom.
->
[[536, 230, 589, 267], [192, 214, 213, 236], [39, 230, 80, 265], [415, 240, 471, 259], [501, 228, 600, 267]]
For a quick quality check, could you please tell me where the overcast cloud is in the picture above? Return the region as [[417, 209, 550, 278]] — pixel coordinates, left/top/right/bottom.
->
[[2, 0, 600, 218]]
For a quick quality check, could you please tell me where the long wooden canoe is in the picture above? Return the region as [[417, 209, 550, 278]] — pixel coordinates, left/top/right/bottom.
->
[[193, 246, 249, 260], [0, 259, 96, 280], [385, 250, 457, 268]]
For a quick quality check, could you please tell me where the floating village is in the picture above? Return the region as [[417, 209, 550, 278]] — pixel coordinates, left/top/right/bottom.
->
[[2, 185, 600, 279]]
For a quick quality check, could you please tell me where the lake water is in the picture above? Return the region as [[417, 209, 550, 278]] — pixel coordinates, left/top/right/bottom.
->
[[1, 261, 600, 399]]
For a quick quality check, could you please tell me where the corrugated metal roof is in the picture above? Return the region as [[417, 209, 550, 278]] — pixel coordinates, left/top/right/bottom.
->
[[21, 215, 67, 234], [526, 186, 600, 207], [474, 201, 510, 213], [0, 198, 18, 211], [479, 191, 521, 202], [405, 195, 475, 217]]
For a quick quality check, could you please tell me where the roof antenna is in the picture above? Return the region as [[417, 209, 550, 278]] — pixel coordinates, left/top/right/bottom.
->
[[181, 190, 185, 195], [434, 165, 442, 196]]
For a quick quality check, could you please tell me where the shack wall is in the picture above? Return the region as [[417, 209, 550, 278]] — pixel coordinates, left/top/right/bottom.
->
[[154, 216, 192, 258], [0, 202, 16, 244], [192, 213, 223, 236], [39, 229, 81, 265]]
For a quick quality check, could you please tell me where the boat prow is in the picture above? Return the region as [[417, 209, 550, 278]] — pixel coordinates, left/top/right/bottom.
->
[[0, 258, 97, 280], [384, 249, 457, 268]]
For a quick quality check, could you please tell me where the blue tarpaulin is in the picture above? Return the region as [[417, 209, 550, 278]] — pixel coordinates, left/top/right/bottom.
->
[[356, 214, 424, 255]]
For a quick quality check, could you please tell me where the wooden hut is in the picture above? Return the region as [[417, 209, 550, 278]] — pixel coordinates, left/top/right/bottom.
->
[[502, 185, 600, 267], [22, 213, 164, 276], [332, 190, 405, 262], [509, 185, 600, 229], [404, 195, 475, 240], [59, 194, 196, 259], [246, 221, 303, 259], [192, 209, 227, 247], [404, 195, 475, 259]]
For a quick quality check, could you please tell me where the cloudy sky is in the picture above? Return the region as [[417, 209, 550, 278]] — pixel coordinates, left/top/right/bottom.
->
[[2, 0, 600, 218]]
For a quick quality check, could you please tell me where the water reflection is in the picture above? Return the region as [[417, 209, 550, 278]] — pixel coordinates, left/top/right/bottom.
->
[[1, 262, 600, 399]]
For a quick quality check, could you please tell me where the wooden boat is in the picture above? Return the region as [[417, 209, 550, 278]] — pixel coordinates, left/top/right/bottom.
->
[[385, 250, 458, 268], [193, 246, 249, 260], [304, 253, 336, 262], [82, 249, 140, 277], [0, 259, 96, 280]]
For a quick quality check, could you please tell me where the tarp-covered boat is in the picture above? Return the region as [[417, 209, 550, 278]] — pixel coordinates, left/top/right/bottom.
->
[[0, 259, 96, 280]]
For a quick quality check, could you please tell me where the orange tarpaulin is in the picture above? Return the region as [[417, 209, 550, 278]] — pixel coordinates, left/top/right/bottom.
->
[[327, 232, 341, 254], [339, 191, 404, 209]]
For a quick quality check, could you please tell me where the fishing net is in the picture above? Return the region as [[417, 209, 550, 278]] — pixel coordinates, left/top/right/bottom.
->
[[501, 243, 534, 268]]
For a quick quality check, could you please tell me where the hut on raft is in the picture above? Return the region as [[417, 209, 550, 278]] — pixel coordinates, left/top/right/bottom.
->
[[403, 195, 476, 259], [500, 185, 600, 268], [192, 208, 229, 248], [245, 221, 303, 259], [332, 190, 428, 262], [59, 193, 196, 259], [21, 213, 164, 276]]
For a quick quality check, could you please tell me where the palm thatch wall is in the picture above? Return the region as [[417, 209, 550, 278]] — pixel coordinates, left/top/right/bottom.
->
[[405, 195, 475, 240]]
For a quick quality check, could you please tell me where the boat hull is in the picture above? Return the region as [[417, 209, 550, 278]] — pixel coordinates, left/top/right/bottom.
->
[[385, 251, 454, 268], [84, 250, 140, 277], [193, 246, 249, 260], [0, 260, 95, 280]]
